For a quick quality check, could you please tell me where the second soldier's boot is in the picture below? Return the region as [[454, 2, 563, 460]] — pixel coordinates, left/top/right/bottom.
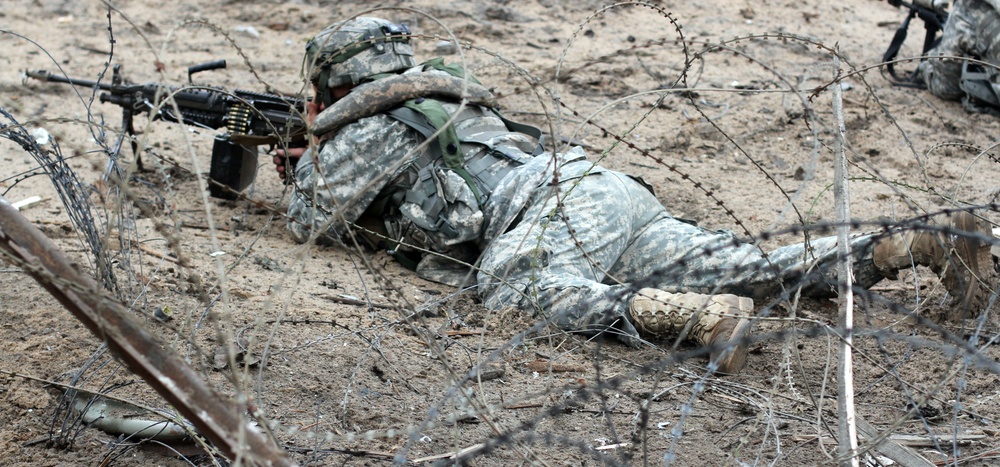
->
[[628, 288, 754, 374], [873, 211, 998, 321]]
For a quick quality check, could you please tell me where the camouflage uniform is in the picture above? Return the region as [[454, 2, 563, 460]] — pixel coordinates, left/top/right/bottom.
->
[[919, 0, 1000, 105], [288, 64, 538, 283], [288, 17, 995, 370], [475, 157, 885, 347], [287, 78, 887, 346]]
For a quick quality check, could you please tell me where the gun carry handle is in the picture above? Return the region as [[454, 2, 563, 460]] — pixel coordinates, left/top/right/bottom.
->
[[188, 60, 227, 83]]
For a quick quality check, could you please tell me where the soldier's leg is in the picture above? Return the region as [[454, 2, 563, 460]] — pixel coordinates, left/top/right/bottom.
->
[[606, 201, 885, 301], [607, 185, 997, 320], [478, 171, 756, 372], [477, 171, 642, 346]]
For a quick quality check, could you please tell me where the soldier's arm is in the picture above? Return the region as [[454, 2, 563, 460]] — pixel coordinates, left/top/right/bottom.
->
[[286, 115, 420, 242]]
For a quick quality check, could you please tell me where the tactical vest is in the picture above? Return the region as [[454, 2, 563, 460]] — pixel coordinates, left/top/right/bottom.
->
[[373, 59, 543, 240]]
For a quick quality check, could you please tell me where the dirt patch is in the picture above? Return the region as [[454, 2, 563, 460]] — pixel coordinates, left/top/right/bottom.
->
[[2, 0, 1000, 465]]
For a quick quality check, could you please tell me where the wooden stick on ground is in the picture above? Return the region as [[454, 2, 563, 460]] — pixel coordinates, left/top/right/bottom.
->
[[832, 55, 860, 467], [0, 195, 295, 467], [855, 417, 934, 467], [138, 243, 181, 264]]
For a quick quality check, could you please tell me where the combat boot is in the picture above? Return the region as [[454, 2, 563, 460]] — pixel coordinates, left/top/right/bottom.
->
[[629, 288, 754, 374], [873, 211, 998, 321]]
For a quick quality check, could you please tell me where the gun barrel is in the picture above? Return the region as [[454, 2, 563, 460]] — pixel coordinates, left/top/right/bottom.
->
[[26, 70, 112, 91]]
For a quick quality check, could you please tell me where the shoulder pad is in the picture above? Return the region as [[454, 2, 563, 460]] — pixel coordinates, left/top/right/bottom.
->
[[311, 73, 497, 136]]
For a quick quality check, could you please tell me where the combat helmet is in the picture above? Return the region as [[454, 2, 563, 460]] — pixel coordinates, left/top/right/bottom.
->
[[305, 17, 416, 106]]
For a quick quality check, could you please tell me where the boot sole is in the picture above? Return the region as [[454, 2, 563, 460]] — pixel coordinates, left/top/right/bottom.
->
[[714, 298, 753, 374], [943, 214, 998, 321]]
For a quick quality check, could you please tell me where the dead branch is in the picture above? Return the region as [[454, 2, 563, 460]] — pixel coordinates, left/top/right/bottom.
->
[[832, 54, 860, 467], [0, 195, 295, 467]]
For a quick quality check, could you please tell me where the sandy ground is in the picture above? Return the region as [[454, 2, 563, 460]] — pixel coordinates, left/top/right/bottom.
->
[[2, 0, 1000, 465]]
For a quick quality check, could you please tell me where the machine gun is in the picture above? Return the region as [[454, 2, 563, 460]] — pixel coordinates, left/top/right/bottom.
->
[[26, 60, 308, 199]]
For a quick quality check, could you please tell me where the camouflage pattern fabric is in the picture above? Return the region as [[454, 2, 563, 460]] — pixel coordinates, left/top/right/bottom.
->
[[287, 71, 889, 347], [920, 0, 1000, 102], [287, 113, 416, 243], [288, 68, 534, 273], [477, 160, 884, 348]]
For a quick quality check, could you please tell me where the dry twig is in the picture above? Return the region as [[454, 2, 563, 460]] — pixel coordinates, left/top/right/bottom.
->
[[0, 195, 294, 467], [832, 54, 859, 467]]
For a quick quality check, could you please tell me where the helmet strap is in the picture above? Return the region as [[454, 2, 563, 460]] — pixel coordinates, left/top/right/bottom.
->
[[317, 68, 335, 108]]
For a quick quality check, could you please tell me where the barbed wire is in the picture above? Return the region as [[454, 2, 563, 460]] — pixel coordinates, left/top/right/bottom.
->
[[2, 2, 1000, 466]]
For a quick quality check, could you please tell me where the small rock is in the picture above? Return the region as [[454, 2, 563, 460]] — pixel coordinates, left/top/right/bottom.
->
[[31, 127, 50, 145], [254, 255, 285, 272], [234, 25, 260, 39], [467, 365, 505, 382], [212, 348, 228, 370], [484, 6, 516, 21], [434, 40, 457, 55], [793, 165, 809, 181]]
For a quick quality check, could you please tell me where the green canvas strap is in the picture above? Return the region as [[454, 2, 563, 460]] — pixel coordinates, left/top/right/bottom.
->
[[496, 113, 544, 155], [420, 57, 544, 154], [421, 57, 481, 84], [401, 98, 484, 204], [402, 99, 464, 170], [316, 69, 334, 107]]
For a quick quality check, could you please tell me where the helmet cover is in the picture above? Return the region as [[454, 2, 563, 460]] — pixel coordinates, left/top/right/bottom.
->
[[305, 16, 416, 102]]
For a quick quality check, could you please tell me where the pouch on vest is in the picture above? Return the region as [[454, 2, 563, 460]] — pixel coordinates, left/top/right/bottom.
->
[[960, 60, 1000, 115], [373, 60, 543, 243], [385, 97, 537, 239]]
